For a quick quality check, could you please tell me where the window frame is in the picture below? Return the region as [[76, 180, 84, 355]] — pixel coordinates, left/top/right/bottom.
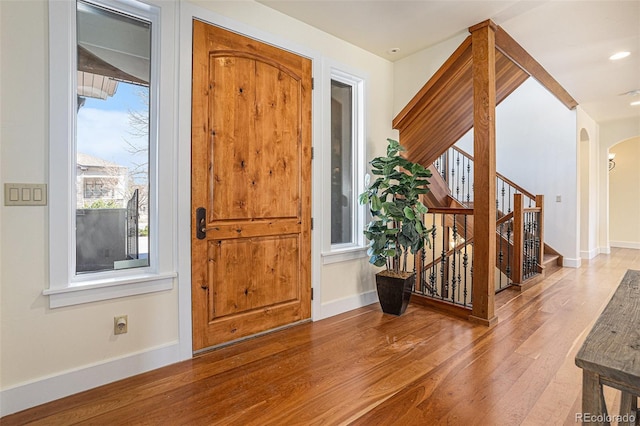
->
[[45, 0, 175, 308], [321, 65, 368, 264]]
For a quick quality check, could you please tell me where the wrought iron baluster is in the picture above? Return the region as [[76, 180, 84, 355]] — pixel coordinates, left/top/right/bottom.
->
[[466, 160, 472, 204], [440, 214, 447, 300], [451, 214, 458, 303], [463, 215, 469, 307], [506, 218, 512, 283], [498, 221, 504, 290], [455, 152, 461, 202], [430, 216, 437, 296]]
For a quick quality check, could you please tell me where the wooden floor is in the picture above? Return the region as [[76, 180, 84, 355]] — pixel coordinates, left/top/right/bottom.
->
[[4, 248, 640, 425]]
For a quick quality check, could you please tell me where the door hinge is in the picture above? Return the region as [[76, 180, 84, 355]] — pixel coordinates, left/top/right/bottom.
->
[[311, 287, 314, 300], [311, 147, 314, 159], [311, 217, 314, 230], [311, 78, 314, 90]]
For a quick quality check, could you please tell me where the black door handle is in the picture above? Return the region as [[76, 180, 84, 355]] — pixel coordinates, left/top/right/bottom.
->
[[196, 207, 206, 240]]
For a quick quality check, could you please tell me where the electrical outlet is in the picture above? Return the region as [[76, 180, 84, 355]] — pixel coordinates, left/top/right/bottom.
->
[[114, 315, 128, 335]]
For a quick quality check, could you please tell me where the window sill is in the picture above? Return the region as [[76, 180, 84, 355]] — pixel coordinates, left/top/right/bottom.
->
[[321, 246, 368, 265], [43, 272, 177, 308]]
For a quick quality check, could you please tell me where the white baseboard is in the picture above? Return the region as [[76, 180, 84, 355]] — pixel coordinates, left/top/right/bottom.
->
[[318, 290, 378, 320], [0, 341, 180, 417], [610, 241, 640, 250], [580, 248, 599, 260], [563, 257, 582, 268], [599, 246, 611, 255]]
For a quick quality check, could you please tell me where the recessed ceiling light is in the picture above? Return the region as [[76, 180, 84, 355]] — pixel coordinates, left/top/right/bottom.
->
[[631, 100, 640, 106], [609, 51, 631, 60], [388, 48, 400, 54]]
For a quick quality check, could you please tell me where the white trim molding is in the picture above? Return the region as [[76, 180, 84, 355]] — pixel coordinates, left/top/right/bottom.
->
[[563, 257, 583, 268], [0, 342, 180, 417], [43, 273, 176, 308], [317, 290, 378, 320], [610, 241, 640, 250], [580, 248, 599, 260]]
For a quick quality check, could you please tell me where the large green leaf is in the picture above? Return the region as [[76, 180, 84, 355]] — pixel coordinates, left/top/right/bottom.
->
[[370, 195, 382, 212], [403, 206, 415, 220]]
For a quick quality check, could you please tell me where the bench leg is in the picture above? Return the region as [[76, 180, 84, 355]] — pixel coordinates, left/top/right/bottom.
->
[[583, 370, 610, 425], [620, 391, 638, 426]]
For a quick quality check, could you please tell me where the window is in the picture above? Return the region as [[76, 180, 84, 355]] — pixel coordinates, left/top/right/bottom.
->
[[331, 79, 354, 245], [323, 67, 366, 263], [75, 0, 151, 273], [46, 0, 175, 307]]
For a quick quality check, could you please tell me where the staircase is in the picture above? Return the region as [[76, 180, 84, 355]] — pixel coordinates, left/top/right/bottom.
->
[[394, 21, 574, 324], [412, 145, 562, 311]]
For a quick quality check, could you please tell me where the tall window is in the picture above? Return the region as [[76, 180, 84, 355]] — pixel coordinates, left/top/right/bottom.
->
[[75, 0, 151, 273], [47, 0, 173, 308], [328, 69, 365, 255]]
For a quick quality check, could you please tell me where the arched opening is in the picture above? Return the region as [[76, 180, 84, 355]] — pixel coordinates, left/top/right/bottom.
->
[[608, 137, 640, 249]]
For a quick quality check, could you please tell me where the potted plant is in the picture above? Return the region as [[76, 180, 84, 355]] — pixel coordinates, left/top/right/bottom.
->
[[359, 138, 432, 315]]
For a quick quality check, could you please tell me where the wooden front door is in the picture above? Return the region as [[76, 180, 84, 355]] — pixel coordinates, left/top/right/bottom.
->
[[191, 20, 312, 351]]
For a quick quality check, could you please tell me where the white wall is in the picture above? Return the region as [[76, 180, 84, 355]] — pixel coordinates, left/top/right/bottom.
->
[[495, 79, 579, 264], [0, 0, 395, 415], [0, 0, 180, 415]]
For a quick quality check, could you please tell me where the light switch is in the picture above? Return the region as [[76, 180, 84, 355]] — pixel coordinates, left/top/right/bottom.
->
[[4, 183, 47, 206]]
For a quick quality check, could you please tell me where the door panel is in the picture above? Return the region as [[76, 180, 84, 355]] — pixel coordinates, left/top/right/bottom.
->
[[192, 20, 312, 351], [209, 235, 299, 319]]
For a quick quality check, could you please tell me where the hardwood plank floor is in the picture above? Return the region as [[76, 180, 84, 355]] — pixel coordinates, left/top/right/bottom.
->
[[3, 248, 639, 425]]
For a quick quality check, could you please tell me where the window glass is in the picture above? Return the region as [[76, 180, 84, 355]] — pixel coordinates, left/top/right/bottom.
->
[[75, 1, 151, 273], [330, 79, 354, 245]]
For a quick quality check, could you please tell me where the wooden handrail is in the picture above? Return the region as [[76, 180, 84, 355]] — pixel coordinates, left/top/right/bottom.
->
[[450, 145, 536, 201], [496, 211, 514, 226], [426, 207, 474, 215]]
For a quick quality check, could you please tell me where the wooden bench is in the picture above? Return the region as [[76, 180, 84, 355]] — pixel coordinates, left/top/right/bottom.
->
[[575, 269, 640, 426]]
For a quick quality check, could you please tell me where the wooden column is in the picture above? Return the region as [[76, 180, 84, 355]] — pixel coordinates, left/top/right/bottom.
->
[[469, 20, 497, 326], [536, 194, 545, 268]]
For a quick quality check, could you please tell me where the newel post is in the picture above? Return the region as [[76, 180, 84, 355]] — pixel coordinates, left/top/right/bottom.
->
[[536, 194, 545, 268], [512, 194, 524, 284], [469, 20, 497, 326]]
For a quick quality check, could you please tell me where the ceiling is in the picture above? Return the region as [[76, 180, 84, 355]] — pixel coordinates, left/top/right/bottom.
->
[[258, 0, 640, 124]]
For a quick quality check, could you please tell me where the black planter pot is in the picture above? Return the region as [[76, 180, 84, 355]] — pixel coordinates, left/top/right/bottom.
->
[[375, 272, 415, 316]]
